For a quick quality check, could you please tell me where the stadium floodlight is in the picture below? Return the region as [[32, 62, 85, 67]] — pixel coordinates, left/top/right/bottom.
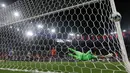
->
[[123, 30, 126, 32], [69, 33, 74, 36], [37, 24, 43, 29], [77, 34, 80, 36], [56, 39, 64, 43], [26, 31, 34, 37], [1, 3, 6, 8], [114, 31, 117, 34], [110, 32, 114, 34], [51, 28, 56, 33], [9, 26, 12, 28], [14, 11, 20, 17], [66, 39, 72, 42], [47, 28, 50, 30], [104, 33, 106, 35], [16, 28, 20, 31]]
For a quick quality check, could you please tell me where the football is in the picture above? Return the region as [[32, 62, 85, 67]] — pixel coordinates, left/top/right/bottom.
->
[[110, 12, 122, 22]]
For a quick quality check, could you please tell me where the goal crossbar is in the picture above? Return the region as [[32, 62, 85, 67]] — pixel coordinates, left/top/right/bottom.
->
[[1, 0, 103, 27]]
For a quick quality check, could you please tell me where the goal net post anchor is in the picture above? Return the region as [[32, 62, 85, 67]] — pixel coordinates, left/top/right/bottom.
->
[[110, 0, 130, 72]]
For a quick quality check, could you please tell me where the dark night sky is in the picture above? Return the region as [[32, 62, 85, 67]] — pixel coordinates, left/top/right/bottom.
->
[[115, 0, 130, 30], [0, 0, 129, 30]]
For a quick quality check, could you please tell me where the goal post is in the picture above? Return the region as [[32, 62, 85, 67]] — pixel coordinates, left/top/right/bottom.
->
[[0, 0, 129, 73], [110, 0, 130, 72]]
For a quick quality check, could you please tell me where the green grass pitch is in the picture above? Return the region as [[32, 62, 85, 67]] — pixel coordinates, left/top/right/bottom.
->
[[0, 61, 127, 73]]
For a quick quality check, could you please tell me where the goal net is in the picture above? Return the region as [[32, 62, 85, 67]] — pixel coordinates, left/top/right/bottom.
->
[[0, 0, 129, 73]]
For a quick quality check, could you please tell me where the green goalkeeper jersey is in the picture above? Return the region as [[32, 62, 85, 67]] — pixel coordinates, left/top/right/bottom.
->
[[68, 48, 97, 61]]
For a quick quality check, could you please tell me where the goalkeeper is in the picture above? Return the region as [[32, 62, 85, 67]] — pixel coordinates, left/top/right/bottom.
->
[[68, 48, 97, 61]]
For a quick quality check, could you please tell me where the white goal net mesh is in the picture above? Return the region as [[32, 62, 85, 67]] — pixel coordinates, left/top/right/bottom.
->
[[0, 0, 128, 73]]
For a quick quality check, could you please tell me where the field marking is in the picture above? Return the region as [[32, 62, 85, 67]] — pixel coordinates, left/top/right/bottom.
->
[[0, 68, 63, 73]]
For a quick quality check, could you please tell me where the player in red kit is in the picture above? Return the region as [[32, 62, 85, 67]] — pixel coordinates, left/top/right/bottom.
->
[[51, 47, 56, 57]]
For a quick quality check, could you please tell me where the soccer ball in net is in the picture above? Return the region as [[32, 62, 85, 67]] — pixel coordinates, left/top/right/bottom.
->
[[109, 12, 122, 22]]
